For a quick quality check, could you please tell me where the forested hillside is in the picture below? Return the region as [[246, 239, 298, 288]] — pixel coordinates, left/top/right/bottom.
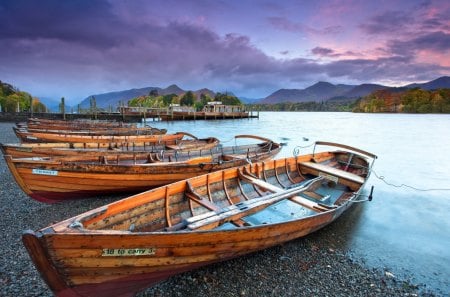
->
[[353, 88, 450, 113], [0, 81, 47, 112], [128, 91, 242, 111]]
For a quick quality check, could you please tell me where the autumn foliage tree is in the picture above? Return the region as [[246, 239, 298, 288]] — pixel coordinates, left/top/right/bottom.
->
[[353, 88, 450, 113], [0, 80, 47, 112]]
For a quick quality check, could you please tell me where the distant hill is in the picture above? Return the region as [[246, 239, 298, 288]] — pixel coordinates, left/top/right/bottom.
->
[[38, 97, 67, 112], [341, 83, 386, 98], [260, 76, 450, 104], [238, 96, 261, 104], [17, 75, 448, 110], [77, 85, 216, 109], [405, 76, 450, 90], [78, 86, 160, 109], [261, 81, 356, 104]]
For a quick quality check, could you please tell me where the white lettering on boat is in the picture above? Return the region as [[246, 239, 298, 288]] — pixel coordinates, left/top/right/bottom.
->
[[101, 248, 156, 256], [319, 172, 338, 183], [32, 169, 58, 176]]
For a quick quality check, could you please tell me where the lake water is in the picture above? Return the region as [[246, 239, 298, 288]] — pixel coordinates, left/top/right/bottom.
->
[[144, 112, 450, 294]]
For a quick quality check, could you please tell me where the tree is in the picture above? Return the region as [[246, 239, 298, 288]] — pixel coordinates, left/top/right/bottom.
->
[[0, 81, 47, 112], [32, 98, 47, 113], [149, 89, 159, 97], [214, 92, 241, 105], [162, 94, 177, 106], [180, 91, 195, 106]]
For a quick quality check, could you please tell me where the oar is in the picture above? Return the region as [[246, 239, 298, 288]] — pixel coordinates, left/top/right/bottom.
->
[[185, 176, 325, 231]]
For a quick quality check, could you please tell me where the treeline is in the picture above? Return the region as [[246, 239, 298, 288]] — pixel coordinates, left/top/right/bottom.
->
[[353, 88, 450, 113], [0, 81, 47, 112], [246, 99, 356, 112], [128, 90, 242, 110]]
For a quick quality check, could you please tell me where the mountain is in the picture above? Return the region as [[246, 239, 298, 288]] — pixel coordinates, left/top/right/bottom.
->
[[194, 88, 215, 99], [239, 96, 261, 104], [40, 75, 450, 108], [259, 76, 450, 104], [76, 85, 218, 109], [405, 76, 450, 90], [37, 97, 65, 112], [260, 82, 356, 104], [78, 86, 160, 108], [342, 83, 387, 98], [163, 84, 184, 95]]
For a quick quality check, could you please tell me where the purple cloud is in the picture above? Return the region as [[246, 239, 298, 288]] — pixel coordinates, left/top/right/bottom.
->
[[311, 47, 361, 58], [0, 0, 448, 102], [360, 10, 412, 35], [312, 47, 335, 56], [387, 31, 450, 56]]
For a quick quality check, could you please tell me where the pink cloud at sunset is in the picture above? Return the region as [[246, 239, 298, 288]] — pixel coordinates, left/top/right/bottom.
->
[[0, 0, 448, 103]]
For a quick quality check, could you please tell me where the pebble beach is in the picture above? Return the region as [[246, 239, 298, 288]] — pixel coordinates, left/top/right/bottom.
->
[[0, 122, 440, 297]]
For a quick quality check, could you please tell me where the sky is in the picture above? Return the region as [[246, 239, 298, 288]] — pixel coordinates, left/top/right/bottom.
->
[[0, 0, 449, 104]]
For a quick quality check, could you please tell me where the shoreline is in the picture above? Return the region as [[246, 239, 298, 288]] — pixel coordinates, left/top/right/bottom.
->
[[0, 122, 440, 296]]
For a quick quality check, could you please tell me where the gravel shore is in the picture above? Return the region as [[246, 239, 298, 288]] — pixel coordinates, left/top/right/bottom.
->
[[0, 122, 439, 297]]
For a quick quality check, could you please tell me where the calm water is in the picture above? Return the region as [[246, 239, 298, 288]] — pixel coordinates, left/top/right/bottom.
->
[[144, 112, 450, 294]]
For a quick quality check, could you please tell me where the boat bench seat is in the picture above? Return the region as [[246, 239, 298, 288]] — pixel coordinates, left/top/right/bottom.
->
[[300, 161, 365, 185], [222, 154, 248, 161]]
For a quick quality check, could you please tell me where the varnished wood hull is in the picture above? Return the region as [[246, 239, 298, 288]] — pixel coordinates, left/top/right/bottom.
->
[[22, 142, 376, 297], [14, 126, 167, 136], [5, 138, 281, 203], [0, 137, 220, 158], [20, 118, 137, 130], [15, 131, 184, 144], [24, 211, 335, 297]]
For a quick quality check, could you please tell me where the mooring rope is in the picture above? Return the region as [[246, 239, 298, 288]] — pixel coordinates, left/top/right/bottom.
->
[[372, 169, 450, 192], [293, 143, 314, 156]]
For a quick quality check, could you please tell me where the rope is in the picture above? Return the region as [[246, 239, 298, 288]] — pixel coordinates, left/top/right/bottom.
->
[[293, 143, 314, 156], [221, 137, 237, 143], [372, 170, 450, 192]]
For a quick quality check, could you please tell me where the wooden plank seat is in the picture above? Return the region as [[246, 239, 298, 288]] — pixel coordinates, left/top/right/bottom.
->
[[299, 161, 365, 186], [222, 154, 249, 161]]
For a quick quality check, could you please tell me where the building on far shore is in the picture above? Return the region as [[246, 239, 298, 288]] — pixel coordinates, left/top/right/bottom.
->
[[202, 101, 244, 113]]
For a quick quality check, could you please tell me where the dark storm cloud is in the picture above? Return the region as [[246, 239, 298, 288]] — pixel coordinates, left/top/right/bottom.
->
[[0, 0, 448, 100], [0, 0, 128, 48]]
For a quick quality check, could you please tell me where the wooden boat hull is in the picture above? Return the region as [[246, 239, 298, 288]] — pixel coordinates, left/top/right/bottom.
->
[[24, 211, 336, 297], [22, 142, 377, 297], [5, 136, 281, 203], [23, 118, 136, 128], [7, 161, 257, 203], [14, 126, 167, 136], [0, 137, 220, 158], [15, 131, 183, 144]]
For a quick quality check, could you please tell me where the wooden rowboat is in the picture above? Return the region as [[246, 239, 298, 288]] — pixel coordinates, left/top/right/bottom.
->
[[22, 141, 376, 297], [19, 118, 137, 130], [14, 127, 169, 143], [5, 135, 281, 203], [0, 133, 219, 158], [14, 126, 167, 136], [14, 130, 184, 144]]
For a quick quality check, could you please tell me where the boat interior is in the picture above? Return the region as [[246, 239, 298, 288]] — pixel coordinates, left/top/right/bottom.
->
[[74, 150, 371, 233]]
